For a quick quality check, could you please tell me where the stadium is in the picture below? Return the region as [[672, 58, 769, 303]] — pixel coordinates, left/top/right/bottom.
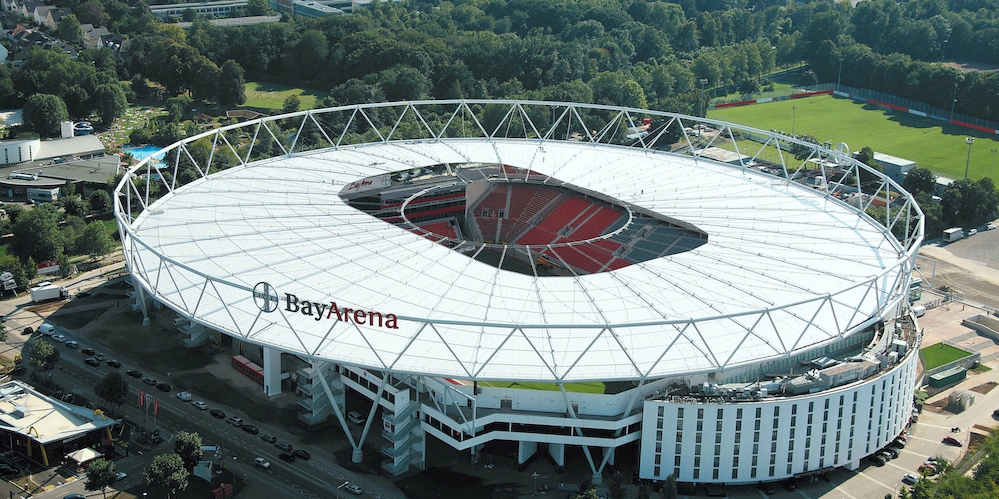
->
[[115, 100, 924, 486]]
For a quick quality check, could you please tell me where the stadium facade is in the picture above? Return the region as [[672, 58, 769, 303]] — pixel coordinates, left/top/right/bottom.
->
[[115, 101, 923, 485]]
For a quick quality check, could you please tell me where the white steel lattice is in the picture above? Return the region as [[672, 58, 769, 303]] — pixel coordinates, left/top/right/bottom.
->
[[115, 100, 923, 383]]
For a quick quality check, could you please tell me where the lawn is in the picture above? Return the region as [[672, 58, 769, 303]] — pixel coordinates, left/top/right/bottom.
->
[[244, 81, 328, 111], [479, 381, 606, 394], [920, 343, 973, 370], [708, 94, 999, 181]]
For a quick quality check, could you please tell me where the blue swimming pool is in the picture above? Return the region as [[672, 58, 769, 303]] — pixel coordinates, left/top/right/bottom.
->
[[122, 145, 166, 162]]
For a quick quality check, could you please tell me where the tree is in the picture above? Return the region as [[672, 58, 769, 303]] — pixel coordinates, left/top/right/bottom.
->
[[144, 453, 189, 498], [94, 371, 128, 415], [58, 14, 82, 44], [607, 471, 626, 499], [660, 474, 678, 499], [22, 94, 69, 138], [90, 190, 112, 213], [85, 458, 117, 499], [636, 484, 652, 499], [578, 489, 599, 499], [218, 60, 246, 108], [941, 177, 999, 227], [578, 474, 594, 495], [29, 339, 60, 374], [77, 221, 114, 261], [0, 322, 7, 343], [247, 0, 269, 15], [903, 167, 938, 195], [165, 94, 194, 122], [173, 432, 204, 469], [94, 84, 128, 125], [282, 94, 301, 114], [10, 204, 62, 263], [63, 197, 87, 217]]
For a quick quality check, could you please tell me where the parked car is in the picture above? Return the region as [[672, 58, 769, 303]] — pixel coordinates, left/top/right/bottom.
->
[[0, 464, 18, 475], [84, 357, 100, 367], [993, 408, 999, 419], [253, 457, 270, 469], [344, 483, 362, 495], [918, 464, 938, 475], [347, 411, 366, 425], [293, 450, 310, 460], [114, 472, 127, 481], [95, 353, 106, 361], [278, 452, 296, 463], [259, 434, 277, 444], [883, 447, 900, 459], [64, 340, 78, 349], [38, 323, 54, 335], [63, 494, 86, 499], [241, 424, 259, 435], [969, 228, 978, 236], [275, 442, 293, 452], [870, 454, 887, 467], [21, 327, 32, 336], [225, 416, 243, 427], [156, 382, 171, 392], [757, 483, 775, 495], [106, 359, 121, 368], [902, 473, 919, 485], [51, 334, 65, 343], [210, 409, 225, 419], [176, 391, 192, 402], [82, 348, 96, 355], [126, 369, 142, 378], [141, 377, 157, 386], [943, 436, 963, 446], [192, 401, 208, 410]]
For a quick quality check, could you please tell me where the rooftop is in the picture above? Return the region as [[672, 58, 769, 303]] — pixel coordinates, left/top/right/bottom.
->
[[0, 380, 119, 445]]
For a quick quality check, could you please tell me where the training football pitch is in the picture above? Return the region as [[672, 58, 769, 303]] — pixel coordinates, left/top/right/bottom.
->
[[708, 95, 999, 181]]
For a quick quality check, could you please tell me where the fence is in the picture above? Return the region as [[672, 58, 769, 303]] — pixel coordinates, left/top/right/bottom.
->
[[709, 83, 999, 136]]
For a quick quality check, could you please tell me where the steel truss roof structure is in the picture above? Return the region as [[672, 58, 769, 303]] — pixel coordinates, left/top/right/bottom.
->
[[115, 100, 923, 383]]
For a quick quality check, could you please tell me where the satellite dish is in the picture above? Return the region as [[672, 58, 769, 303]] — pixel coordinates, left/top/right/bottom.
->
[[833, 142, 851, 166]]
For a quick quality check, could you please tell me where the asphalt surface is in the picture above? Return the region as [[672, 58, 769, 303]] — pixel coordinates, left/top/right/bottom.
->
[[0, 280, 399, 499]]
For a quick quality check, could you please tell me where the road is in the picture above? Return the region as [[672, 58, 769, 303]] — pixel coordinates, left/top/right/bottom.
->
[[2, 290, 398, 498]]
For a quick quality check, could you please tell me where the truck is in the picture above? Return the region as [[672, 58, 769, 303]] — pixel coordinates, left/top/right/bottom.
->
[[943, 227, 964, 243], [29, 284, 68, 302]]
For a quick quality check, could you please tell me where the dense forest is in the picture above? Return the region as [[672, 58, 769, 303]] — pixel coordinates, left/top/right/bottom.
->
[[2, 0, 999, 129]]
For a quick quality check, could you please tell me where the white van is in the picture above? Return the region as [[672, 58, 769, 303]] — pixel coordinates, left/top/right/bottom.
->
[[38, 323, 54, 335], [912, 305, 927, 318], [347, 411, 366, 425]]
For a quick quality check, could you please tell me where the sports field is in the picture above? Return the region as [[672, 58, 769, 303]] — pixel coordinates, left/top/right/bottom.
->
[[920, 343, 972, 370], [479, 381, 606, 394], [709, 95, 999, 181], [244, 81, 327, 111]]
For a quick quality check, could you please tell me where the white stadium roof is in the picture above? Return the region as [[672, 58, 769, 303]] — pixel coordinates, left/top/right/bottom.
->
[[118, 101, 922, 383]]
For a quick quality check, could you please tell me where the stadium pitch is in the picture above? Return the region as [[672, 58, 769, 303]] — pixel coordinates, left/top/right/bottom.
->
[[709, 95, 999, 181]]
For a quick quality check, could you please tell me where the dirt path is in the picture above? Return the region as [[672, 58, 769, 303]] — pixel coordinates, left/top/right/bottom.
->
[[919, 243, 999, 309]]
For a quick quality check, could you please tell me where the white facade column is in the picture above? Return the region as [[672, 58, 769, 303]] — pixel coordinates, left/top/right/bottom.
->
[[518, 441, 538, 464], [548, 443, 565, 466], [262, 346, 287, 396]]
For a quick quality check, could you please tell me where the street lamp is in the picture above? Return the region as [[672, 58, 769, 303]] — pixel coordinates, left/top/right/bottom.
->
[[336, 481, 349, 499], [991, 148, 997, 179], [699, 78, 708, 117], [792, 106, 798, 135], [950, 82, 958, 122], [837, 57, 844, 88], [964, 137, 975, 179], [533, 472, 539, 492]]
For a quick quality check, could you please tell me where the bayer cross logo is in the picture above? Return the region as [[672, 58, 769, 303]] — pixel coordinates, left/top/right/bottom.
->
[[253, 282, 279, 313]]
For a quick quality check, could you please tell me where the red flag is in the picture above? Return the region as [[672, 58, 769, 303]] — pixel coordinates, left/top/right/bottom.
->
[[154, 399, 159, 415], [139, 391, 145, 406]]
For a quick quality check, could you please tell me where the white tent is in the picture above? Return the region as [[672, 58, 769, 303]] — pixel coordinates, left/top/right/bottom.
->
[[66, 448, 102, 466]]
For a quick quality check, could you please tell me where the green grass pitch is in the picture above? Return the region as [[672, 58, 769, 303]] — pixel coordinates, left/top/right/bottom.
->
[[920, 343, 973, 370], [708, 95, 999, 181], [243, 81, 328, 111]]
